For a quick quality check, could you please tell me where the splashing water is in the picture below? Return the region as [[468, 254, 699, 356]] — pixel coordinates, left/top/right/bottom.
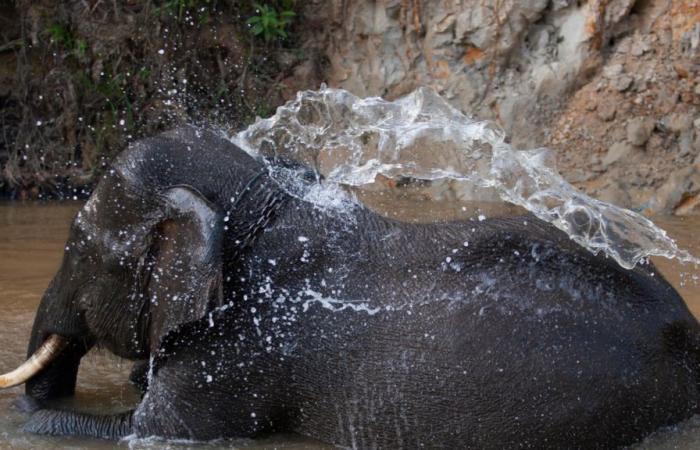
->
[[232, 86, 700, 270]]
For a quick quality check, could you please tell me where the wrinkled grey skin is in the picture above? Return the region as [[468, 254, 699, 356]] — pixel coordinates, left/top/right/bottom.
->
[[21, 126, 700, 449], [25, 126, 276, 400]]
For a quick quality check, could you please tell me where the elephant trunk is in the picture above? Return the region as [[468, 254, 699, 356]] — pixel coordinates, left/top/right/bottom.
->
[[24, 335, 92, 401], [22, 268, 94, 401], [23, 408, 134, 439]]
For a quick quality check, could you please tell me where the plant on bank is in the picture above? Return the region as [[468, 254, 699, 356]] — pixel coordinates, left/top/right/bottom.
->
[[45, 23, 88, 59], [156, 0, 213, 23], [246, 1, 296, 42]]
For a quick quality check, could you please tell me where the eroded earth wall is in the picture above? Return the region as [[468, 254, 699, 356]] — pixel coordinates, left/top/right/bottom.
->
[[2, 1, 697, 214], [296, 0, 700, 214]]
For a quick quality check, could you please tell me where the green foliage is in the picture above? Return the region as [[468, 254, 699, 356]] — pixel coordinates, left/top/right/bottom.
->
[[3, 0, 302, 196], [75, 68, 141, 142], [246, 2, 296, 42], [74, 39, 88, 58], [157, 0, 213, 22], [138, 67, 152, 79], [45, 23, 88, 59], [253, 100, 274, 119], [45, 23, 72, 46]]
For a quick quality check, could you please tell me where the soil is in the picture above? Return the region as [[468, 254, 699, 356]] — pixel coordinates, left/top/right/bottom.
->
[[547, 0, 700, 215], [0, 0, 323, 199], [1, 0, 698, 215], [293, 0, 700, 215]]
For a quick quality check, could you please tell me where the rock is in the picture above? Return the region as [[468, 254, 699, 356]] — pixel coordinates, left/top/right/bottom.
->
[[610, 124, 627, 142], [655, 90, 680, 113], [605, 0, 637, 26], [678, 130, 697, 156], [612, 75, 633, 92], [598, 102, 617, 121], [551, 0, 573, 11], [675, 194, 700, 215], [274, 50, 300, 69], [435, 13, 455, 33], [626, 117, 655, 146], [630, 39, 650, 56], [681, 91, 695, 103], [651, 166, 700, 215], [603, 64, 624, 79], [566, 168, 592, 183], [673, 63, 690, 78], [291, 0, 693, 216], [597, 181, 632, 208], [602, 141, 635, 166], [663, 112, 694, 134], [279, 61, 320, 101], [694, 117, 700, 130], [616, 38, 631, 54]]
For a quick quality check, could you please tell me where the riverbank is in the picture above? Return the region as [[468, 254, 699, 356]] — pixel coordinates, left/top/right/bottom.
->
[[291, 0, 699, 215], [1, 1, 698, 213], [0, 1, 322, 199]]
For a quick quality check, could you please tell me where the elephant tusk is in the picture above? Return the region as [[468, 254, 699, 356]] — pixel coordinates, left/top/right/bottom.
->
[[0, 335, 68, 389]]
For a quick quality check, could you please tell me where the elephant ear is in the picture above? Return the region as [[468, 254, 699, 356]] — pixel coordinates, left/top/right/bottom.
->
[[146, 185, 224, 352]]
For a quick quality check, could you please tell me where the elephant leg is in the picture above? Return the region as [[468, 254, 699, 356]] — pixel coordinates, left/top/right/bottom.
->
[[130, 317, 293, 440], [131, 373, 263, 440], [129, 360, 149, 394], [23, 409, 133, 440]]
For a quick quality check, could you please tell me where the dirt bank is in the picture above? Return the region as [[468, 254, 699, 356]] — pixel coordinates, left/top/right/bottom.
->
[[295, 0, 699, 215], [0, 0, 322, 199], [2, 1, 698, 215]]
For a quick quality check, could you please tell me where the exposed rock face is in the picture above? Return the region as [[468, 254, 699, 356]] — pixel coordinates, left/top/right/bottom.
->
[[627, 117, 655, 147], [297, 0, 700, 215], [3, 0, 695, 213], [301, 0, 624, 150], [548, 1, 700, 215]]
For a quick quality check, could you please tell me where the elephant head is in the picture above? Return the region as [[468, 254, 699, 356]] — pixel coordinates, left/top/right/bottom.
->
[[0, 126, 268, 401]]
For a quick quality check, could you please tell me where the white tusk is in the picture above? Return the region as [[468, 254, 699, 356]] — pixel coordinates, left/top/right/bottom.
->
[[0, 335, 68, 389]]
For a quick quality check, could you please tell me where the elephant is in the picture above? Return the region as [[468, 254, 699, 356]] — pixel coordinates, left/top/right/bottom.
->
[[2, 125, 699, 449]]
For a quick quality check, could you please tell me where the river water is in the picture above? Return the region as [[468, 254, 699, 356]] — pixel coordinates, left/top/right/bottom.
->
[[0, 201, 698, 449]]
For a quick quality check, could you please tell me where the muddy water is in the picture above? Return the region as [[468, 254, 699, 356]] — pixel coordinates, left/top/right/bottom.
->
[[0, 201, 698, 449]]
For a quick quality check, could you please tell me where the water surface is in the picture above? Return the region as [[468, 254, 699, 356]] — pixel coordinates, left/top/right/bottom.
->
[[0, 201, 698, 449]]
